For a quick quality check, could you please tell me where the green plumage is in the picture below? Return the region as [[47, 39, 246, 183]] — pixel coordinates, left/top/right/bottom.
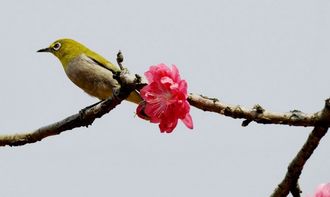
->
[[38, 38, 142, 104]]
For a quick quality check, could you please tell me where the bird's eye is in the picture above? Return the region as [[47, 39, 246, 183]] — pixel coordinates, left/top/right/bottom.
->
[[52, 42, 61, 51]]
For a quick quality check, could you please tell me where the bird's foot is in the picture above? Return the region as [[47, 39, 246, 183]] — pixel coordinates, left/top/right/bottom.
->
[[79, 100, 103, 116], [112, 86, 121, 101]]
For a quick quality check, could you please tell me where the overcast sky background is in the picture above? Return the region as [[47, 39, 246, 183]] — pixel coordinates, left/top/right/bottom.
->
[[0, 0, 329, 196]]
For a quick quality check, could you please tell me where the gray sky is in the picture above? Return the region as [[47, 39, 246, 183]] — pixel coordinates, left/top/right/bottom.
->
[[0, 0, 329, 196]]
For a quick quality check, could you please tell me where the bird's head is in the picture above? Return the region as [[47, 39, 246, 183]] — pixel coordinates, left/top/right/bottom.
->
[[38, 38, 88, 68]]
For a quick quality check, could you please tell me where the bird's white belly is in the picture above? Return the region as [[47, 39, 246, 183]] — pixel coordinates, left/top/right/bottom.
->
[[65, 54, 119, 100]]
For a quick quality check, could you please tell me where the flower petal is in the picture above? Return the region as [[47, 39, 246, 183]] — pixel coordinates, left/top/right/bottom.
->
[[171, 65, 181, 82], [182, 113, 193, 129], [315, 183, 330, 197]]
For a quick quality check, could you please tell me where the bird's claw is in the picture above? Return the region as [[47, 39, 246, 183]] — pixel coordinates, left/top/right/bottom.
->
[[112, 87, 121, 100], [79, 101, 102, 117]]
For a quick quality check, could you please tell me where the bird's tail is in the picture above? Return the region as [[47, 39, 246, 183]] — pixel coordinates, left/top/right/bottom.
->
[[127, 90, 143, 104]]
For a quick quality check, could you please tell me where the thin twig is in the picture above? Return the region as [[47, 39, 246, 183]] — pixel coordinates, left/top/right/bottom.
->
[[290, 182, 301, 197], [116, 50, 124, 70]]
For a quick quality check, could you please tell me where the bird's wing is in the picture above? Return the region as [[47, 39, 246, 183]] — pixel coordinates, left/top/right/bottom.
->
[[85, 50, 120, 73], [84, 52, 143, 104]]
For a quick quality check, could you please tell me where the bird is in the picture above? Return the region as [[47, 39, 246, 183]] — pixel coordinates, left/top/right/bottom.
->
[[37, 38, 142, 104]]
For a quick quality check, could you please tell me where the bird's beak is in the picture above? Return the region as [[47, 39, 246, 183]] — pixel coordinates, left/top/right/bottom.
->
[[37, 47, 51, 53]]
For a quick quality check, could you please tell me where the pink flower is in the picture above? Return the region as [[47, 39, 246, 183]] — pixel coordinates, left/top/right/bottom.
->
[[308, 183, 330, 197], [137, 63, 193, 133]]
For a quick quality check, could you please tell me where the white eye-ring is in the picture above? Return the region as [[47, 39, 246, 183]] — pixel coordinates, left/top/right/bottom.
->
[[52, 42, 61, 51]]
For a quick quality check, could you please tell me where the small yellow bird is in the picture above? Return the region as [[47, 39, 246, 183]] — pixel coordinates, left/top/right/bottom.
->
[[38, 38, 142, 104]]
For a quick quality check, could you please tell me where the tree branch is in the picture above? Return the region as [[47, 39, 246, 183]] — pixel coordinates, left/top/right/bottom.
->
[[0, 67, 143, 147], [188, 94, 330, 196], [266, 96, 330, 197], [2, 91, 330, 147], [269, 126, 328, 197], [2, 69, 330, 148], [188, 94, 330, 127], [0, 98, 120, 146], [1, 50, 328, 197]]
